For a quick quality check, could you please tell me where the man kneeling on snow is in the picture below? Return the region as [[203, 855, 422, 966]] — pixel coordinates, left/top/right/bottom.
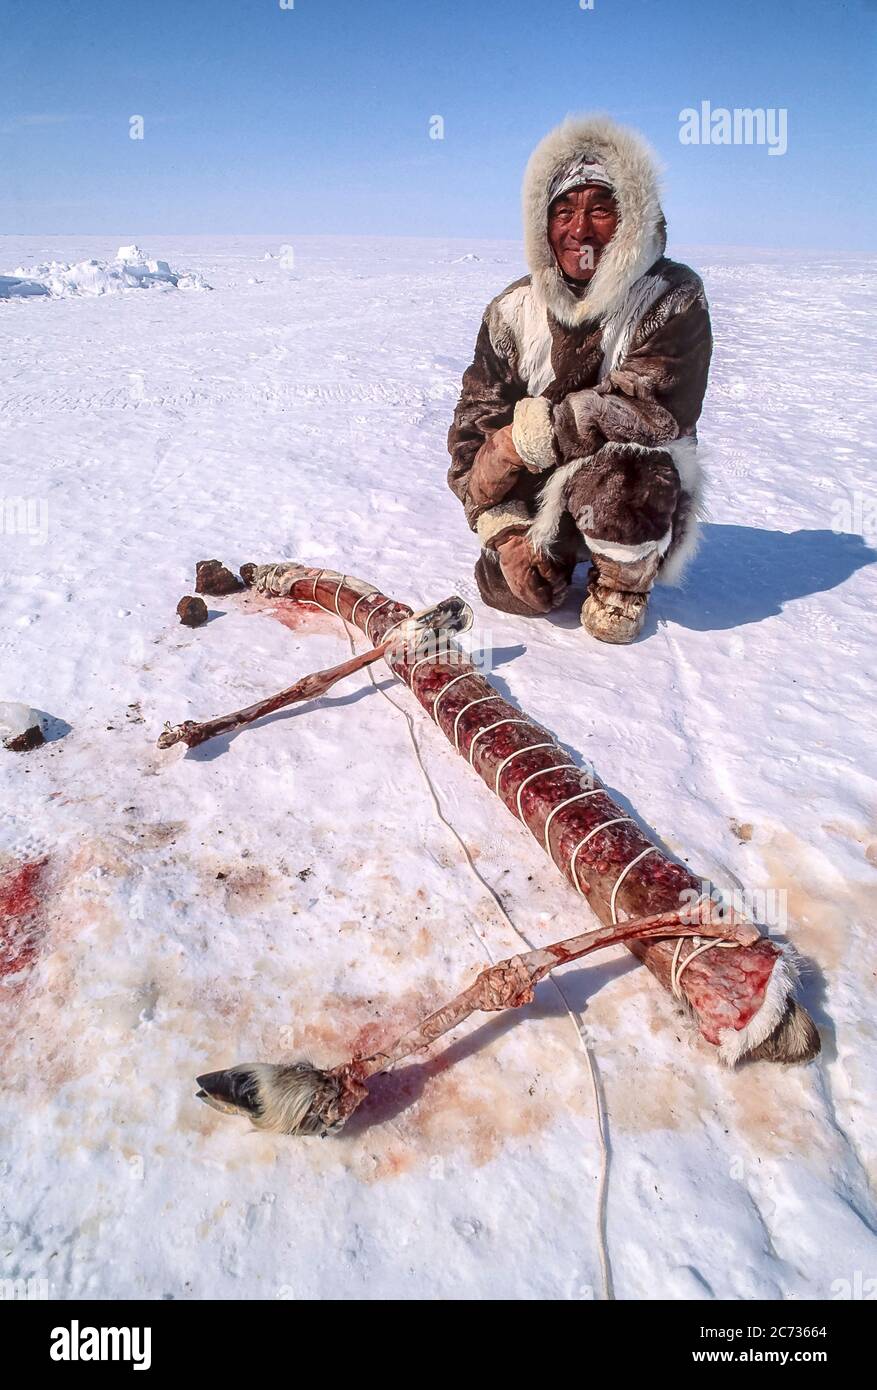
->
[[447, 115, 712, 643]]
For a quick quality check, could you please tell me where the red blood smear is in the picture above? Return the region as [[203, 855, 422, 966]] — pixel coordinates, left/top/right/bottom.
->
[[244, 593, 337, 635], [270, 603, 336, 634], [351, 1021, 394, 1058], [0, 859, 47, 982]]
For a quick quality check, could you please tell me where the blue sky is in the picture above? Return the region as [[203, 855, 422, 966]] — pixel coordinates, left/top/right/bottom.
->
[[2, 0, 874, 248]]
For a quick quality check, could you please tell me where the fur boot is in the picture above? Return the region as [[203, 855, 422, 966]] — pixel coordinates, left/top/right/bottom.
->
[[581, 545, 662, 644]]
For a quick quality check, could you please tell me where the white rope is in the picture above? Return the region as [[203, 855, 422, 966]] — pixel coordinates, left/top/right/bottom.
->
[[494, 743, 557, 797], [667, 896, 741, 999], [569, 818, 635, 897], [258, 562, 294, 595], [514, 767, 569, 817], [306, 571, 345, 621], [542, 791, 610, 865], [467, 718, 532, 766], [364, 597, 392, 644], [606, 847, 744, 1015], [349, 592, 369, 628], [332, 574, 345, 617], [609, 845, 659, 924], [431, 670, 472, 728], [305, 572, 398, 667], [408, 653, 438, 685], [453, 695, 504, 753], [583, 1025, 614, 1302], [515, 762, 584, 821], [381, 616, 406, 642]]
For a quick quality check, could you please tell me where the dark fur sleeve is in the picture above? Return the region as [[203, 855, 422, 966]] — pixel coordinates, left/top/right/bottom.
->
[[447, 315, 526, 530], [552, 285, 713, 462]]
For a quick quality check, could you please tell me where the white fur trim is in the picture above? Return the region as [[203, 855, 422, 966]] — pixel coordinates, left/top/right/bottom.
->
[[598, 273, 669, 379], [489, 281, 555, 395], [523, 114, 666, 328], [512, 397, 555, 472], [717, 953, 795, 1067], [656, 438, 706, 587], [527, 458, 584, 554], [585, 527, 672, 564], [527, 436, 706, 577], [664, 436, 701, 495], [476, 499, 531, 547], [657, 514, 701, 586]]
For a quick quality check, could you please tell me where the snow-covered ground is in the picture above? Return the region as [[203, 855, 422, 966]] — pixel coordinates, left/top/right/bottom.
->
[[1, 235, 875, 1300]]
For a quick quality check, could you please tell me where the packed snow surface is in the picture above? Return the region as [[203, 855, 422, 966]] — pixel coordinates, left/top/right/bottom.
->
[[0, 236, 875, 1300]]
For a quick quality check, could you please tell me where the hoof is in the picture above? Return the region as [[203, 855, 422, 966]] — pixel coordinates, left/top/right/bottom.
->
[[196, 1061, 348, 1136], [196, 1066, 263, 1118], [743, 999, 821, 1064]]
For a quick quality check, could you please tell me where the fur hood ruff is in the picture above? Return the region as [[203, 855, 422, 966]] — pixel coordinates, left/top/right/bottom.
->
[[522, 115, 667, 327]]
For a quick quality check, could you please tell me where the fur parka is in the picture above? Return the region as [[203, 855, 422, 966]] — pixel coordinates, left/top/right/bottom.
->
[[447, 115, 713, 584]]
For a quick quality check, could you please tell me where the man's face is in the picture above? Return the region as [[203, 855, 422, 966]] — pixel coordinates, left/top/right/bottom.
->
[[548, 184, 619, 282]]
